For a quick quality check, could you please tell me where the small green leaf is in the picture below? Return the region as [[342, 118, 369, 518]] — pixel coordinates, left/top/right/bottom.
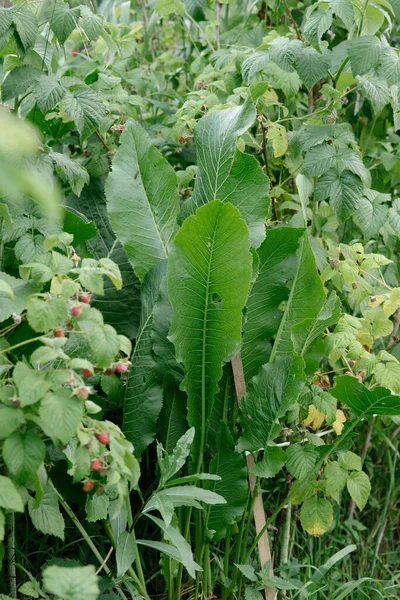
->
[[286, 445, 319, 480], [116, 531, 137, 577], [251, 446, 288, 479], [26, 295, 68, 333], [338, 451, 361, 471], [14, 363, 50, 407], [346, 471, 371, 510], [86, 494, 109, 522], [79, 6, 103, 40], [324, 461, 348, 497]]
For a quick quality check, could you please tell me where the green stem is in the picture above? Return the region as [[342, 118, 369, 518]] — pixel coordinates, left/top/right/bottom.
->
[[54, 487, 129, 600], [0, 335, 45, 355], [280, 502, 291, 565], [7, 513, 17, 598]]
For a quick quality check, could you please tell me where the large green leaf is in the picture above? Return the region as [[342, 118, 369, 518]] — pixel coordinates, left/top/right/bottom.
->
[[168, 200, 252, 466], [67, 180, 140, 339], [239, 355, 305, 451], [329, 375, 400, 416], [181, 98, 256, 219], [106, 121, 180, 281], [206, 423, 248, 541], [62, 87, 105, 141], [2, 66, 41, 102], [348, 35, 383, 76], [292, 292, 342, 358], [0, 476, 24, 512], [3, 431, 45, 483], [314, 169, 363, 222], [123, 262, 165, 457], [241, 227, 304, 381], [39, 388, 83, 444], [42, 565, 99, 600], [217, 150, 270, 248], [47, 2, 81, 44], [11, 6, 38, 52], [157, 375, 188, 454], [270, 233, 325, 361], [28, 484, 65, 539]]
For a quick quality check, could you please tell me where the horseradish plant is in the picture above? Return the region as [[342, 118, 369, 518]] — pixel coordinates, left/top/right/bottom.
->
[[1, 0, 400, 599]]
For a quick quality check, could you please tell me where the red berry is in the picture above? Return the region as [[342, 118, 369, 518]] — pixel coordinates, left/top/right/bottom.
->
[[71, 49, 78, 57], [91, 459, 103, 471], [83, 480, 94, 492], [53, 327, 65, 338], [115, 363, 128, 374], [79, 292, 91, 304], [82, 368, 93, 378], [96, 431, 109, 445], [356, 374, 363, 383], [71, 305, 82, 317], [76, 386, 89, 400]]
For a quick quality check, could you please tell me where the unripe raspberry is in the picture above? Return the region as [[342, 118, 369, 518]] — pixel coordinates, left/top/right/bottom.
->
[[115, 362, 128, 374], [79, 292, 91, 304], [330, 258, 340, 269], [53, 327, 65, 338], [356, 374, 363, 383], [96, 431, 109, 445], [96, 484, 105, 496], [12, 313, 22, 324], [83, 480, 94, 492], [98, 468, 107, 478], [91, 459, 103, 471], [105, 364, 116, 375], [82, 368, 93, 378], [76, 386, 90, 400], [71, 305, 82, 317]]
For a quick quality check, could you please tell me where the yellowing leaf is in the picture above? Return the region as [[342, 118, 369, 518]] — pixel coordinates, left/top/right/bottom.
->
[[303, 404, 326, 430], [332, 409, 346, 435], [266, 124, 288, 158], [383, 287, 400, 317], [300, 497, 333, 536]]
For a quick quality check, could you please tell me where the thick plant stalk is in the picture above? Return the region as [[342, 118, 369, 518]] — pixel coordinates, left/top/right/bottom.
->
[[7, 513, 17, 598], [231, 353, 275, 600]]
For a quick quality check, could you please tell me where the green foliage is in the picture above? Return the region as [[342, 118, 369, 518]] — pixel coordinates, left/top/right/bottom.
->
[[2, 1, 400, 599]]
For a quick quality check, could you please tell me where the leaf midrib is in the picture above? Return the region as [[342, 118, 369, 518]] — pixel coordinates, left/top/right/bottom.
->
[[269, 235, 305, 362], [198, 211, 219, 471]]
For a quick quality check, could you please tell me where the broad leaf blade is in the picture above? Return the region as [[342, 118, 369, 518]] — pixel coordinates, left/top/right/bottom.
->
[[106, 121, 179, 281], [206, 423, 248, 541], [168, 200, 252, 465], [329, 375, 400, 415], [241, 227, 304, 381], [123, 262, 165, 457], [181, 98, 256, 219], [270, 234, 326, 361], [239, 355, 305, 451]]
